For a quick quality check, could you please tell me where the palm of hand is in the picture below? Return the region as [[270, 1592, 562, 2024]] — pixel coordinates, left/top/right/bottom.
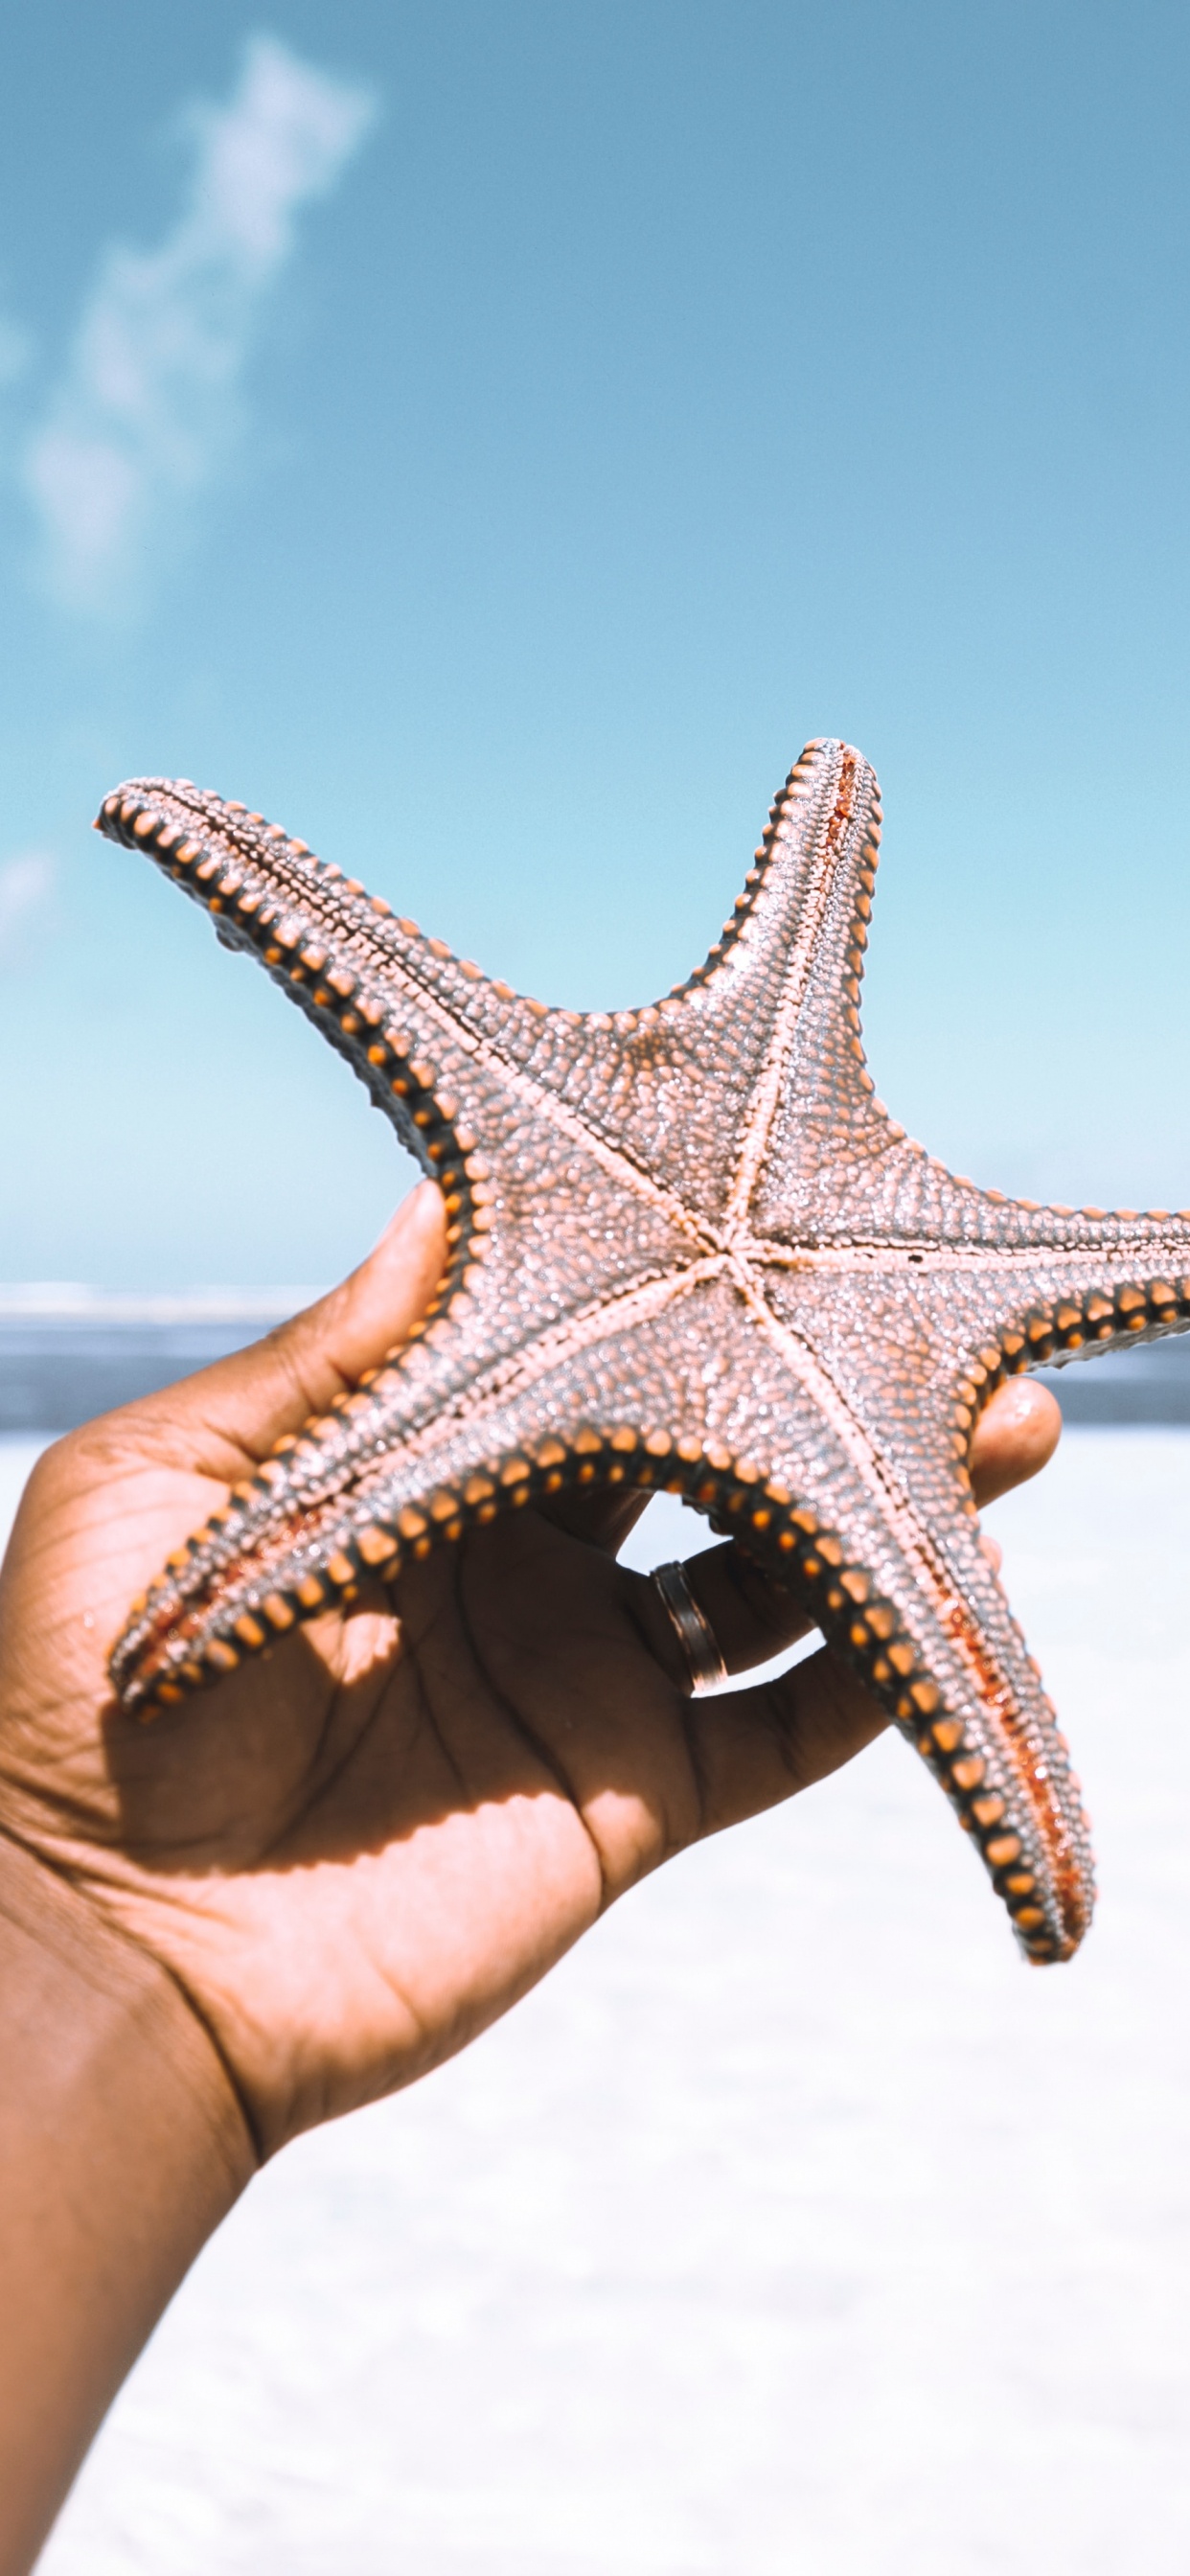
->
[[0, 1187, 1056, 2159]]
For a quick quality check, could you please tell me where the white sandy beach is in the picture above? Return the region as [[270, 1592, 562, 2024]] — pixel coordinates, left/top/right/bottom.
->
[[4, 1429, 1188, 2576]]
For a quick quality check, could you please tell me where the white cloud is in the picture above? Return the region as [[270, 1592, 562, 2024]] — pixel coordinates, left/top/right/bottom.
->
[[0, 853, 55, 960], [23, 35, 376, 617]]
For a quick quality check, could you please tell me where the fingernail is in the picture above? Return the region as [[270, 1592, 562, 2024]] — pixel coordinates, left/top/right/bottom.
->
[[374, 1179, 442, 1253]]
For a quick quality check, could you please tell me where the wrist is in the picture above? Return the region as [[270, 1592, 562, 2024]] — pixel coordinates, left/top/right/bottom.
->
[[0, 1831, 255, 2576]]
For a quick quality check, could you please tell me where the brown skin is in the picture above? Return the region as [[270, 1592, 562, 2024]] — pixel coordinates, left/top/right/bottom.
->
[[0, 1181, 1060, 2570]]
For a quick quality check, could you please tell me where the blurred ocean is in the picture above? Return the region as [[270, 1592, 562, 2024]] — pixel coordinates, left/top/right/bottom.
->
[[3, 1320, 1189, 2574], [0, 1289, 318, 1434]]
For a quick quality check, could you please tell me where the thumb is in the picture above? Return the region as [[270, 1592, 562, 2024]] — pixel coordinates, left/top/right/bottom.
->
[[101, 1183, 447, 1484]]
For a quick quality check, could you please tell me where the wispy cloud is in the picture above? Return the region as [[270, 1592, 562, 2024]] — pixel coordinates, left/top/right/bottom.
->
[[0, 853, 55, 962], [23, 35, 376, 617]]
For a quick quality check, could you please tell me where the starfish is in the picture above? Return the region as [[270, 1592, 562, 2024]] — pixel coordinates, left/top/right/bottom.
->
[[96, 742, 1190, 1965]]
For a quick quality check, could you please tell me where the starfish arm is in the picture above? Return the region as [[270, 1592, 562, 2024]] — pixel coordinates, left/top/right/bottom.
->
[[744, 1266, 1094, 1960], [96, 774, 707, 1292], [772, 1114, 1190, 1261], [94, 778, 625, 1142], [532, 738, 888, 1222], [750, 1205, 1190, 1371], [942, 1213, 1190, 1374]]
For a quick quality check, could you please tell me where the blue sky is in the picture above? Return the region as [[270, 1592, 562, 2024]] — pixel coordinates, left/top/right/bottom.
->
[[1, 0, 1188, 1288]]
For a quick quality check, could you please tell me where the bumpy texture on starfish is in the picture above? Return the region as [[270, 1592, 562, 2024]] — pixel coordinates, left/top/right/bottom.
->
[[97, 743, 1190, 1963]]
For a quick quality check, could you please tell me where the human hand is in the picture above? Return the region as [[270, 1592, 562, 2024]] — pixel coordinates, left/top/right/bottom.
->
[[0, 1181, 1061, 2572], [0, 1182, 1059, 2163]]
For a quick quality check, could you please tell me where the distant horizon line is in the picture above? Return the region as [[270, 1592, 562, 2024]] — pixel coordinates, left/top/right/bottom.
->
[[0, 1284, 324, 1323]]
